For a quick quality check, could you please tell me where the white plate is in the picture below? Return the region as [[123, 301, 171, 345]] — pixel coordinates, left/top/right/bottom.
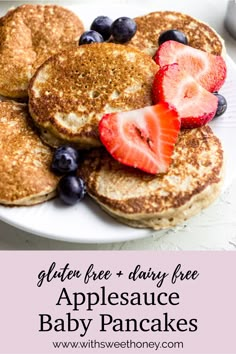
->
[[0, 1, 235, 243]]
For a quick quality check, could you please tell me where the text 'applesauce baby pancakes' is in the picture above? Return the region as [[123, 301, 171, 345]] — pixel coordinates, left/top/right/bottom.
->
[[28, 43, 158, 149], [0, 101, 59, 205], [129, 11, 226, 57], [0, 4, 84, 98]]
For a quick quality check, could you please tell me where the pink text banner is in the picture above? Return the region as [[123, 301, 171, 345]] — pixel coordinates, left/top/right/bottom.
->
[[0, 251, 235, 354]]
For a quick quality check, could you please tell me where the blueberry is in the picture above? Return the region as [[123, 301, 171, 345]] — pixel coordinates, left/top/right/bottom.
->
[[111, 17, 137, 43], [158, 30, 188, 46], [52, 146, 80, 175], [213, 92, 227, 117], [79, 30, 104, 45], [58, 175, 86, 205], [90, 16, 113, 41]]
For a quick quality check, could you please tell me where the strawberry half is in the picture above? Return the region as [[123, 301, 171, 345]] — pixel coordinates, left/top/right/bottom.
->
[[99, 103, 180, 175], [152, 63, 218, 129], [154, 40, 227, 92]]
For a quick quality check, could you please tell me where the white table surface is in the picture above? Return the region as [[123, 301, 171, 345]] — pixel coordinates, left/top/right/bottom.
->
[[0, 0, 236, 250]]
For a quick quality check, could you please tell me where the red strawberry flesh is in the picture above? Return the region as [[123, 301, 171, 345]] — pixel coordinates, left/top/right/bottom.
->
[[152, 63, 218, 129], [154, 40, 227, 92], [99, 103, 180, 174]]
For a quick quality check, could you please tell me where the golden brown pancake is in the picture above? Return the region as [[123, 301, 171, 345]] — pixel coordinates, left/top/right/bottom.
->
[[28, 42, 158, 149], [0, 4, 84, 98], [79, 126, 224, 229], [129, 11, 225, 57], [0, 101, 59, 205]]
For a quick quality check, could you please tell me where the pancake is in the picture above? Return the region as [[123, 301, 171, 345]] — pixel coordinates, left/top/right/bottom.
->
[[79, 125, 224, 230], [129, 11, 225, 57], [28, 42, 158, 149], [0, 4, 84, 98], [0, 101, 59, 205]]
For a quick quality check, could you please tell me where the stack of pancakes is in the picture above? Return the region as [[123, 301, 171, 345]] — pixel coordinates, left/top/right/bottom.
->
[[0, 4, 84, 205], [0, 5, 225, 231]]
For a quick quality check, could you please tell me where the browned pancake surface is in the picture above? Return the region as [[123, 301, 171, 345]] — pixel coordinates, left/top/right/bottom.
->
[[79, 126, 223, 228], [0, 101, 59, 205], [0, 4, 84, 98], [129, 11, 224, 56], [29, 43, 158, 148]]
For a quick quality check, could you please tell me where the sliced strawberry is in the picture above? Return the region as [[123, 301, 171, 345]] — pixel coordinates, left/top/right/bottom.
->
[[152, 63, 218, 129], [99, 103, 180, 175], [154, 40, 227, 92]]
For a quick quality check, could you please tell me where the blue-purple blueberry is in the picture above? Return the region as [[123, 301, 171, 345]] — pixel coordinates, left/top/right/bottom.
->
[[90, 16, 113, 41], [111, 17, 137, 43], [58, 175, 86, 205], [213, 92, 227, 118], [158, 30, 188, 46], [79, 30, 104, 45], [52, 146, 80, 175]]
